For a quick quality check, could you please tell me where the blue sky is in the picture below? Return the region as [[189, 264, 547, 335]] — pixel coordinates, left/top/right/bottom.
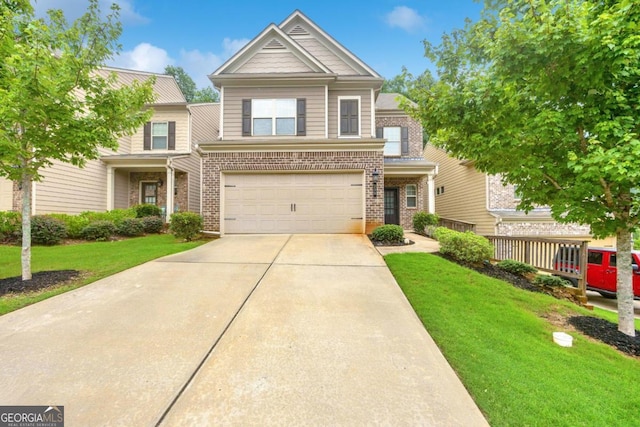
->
[[34, 0, 483, 89]]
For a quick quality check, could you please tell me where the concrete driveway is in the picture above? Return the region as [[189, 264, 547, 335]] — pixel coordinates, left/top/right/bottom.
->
[[0, 234, 487, 426]]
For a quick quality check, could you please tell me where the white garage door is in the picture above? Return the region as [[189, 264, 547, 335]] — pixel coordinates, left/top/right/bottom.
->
[[223, 173, 364, 234]]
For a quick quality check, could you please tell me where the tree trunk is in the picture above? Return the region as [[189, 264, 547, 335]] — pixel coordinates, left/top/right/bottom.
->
[[21, 172, 32, 281], [616, 229, 635, 336]]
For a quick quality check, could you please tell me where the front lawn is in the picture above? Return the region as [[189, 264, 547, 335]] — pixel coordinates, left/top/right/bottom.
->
[[386, 252, 640, 427], [0, 234, 206, 315]]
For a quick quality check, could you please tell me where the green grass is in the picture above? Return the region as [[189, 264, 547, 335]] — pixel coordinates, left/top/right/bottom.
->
[[0, 234, 207, 315], [385, 253, 640, 427]]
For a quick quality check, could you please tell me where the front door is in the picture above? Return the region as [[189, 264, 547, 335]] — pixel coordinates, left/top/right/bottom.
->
[[142, 182, 158, 205], [384, 188, 399, 225]]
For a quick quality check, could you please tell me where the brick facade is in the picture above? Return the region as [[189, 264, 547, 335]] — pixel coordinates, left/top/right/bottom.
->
[[129, 172, 189, 214], [375, 115, 423, 158], [497, 221, 591, 237], [201, 150, 384, 233], [384, 177, 426, 230]]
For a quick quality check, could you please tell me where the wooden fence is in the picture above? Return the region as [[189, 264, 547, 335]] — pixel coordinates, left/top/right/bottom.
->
[[438, 217, 476, 233], [484, 236, 589, 300]]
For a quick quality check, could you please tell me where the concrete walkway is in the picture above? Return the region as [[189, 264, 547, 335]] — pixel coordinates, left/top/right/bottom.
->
[[0, 234, 486, 426]]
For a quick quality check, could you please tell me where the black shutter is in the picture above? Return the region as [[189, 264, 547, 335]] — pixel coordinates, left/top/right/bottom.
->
[[242, 99, 251, 136], [297, 98, 306, 136], [143, 122, 151, 150], [401, 126, 409, 155], [168, 121, 176, 150], [376, 127, 383, 139], [340, 99, 358, 135]]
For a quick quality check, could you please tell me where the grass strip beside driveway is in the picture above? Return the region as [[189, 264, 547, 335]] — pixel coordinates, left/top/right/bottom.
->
[[0, 234, 206, 315], [385, 252, 640, 427]]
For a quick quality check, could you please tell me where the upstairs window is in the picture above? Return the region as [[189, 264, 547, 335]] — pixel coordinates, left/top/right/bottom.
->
[[339, 97, 360, 136], [144, 121, 176, 150], [242, 98, 306, 137], [376, 126, 409, 156]]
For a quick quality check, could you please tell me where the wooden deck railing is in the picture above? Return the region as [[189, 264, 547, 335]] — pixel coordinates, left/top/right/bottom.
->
[[438, 217, 476, 233], [484, 235, 589, 300]]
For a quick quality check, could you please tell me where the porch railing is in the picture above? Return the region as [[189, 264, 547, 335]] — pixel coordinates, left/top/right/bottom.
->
[[438, 217, 476, 233], [484, 235, 589, 302]]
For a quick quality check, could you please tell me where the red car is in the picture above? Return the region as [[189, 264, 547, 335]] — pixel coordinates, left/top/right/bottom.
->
[[555, 247, 640, 299]]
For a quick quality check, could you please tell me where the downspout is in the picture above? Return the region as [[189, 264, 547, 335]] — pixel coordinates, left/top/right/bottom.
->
[[166, 158, 175, 223]]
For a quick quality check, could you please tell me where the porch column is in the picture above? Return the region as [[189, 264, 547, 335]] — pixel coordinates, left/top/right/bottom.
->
[[165, 167, 174, 222], [106, 166, 114, 211], [427, 174, 436, 214]]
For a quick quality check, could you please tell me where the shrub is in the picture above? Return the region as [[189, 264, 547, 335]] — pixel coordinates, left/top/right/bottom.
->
[[133, 203, 163, 218], [80, 208, 136, 227], [141, 216, 164, 234], [534, 275, 571, 287], [413, 211, 440, 234], [371, 224, 404, 244], [437, 229, 494, 264], [49, 213, 90, 239], [0, 211, 21, 243], [31, 215, 67, 245], [81, 220, 116, 241], [497, 259, 537, 276], [117, 218, 145, 237], [169, 212, 203, 241], [434, 227, 456, 242]]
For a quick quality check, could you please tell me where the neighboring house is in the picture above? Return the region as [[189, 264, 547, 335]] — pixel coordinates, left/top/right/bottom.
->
[[199, 10, 437, 234], [424, 144, 614, 245], [3, 67, 203, 218]]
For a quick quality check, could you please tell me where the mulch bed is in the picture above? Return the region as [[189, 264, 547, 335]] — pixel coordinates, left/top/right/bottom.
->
[[0, 270, 81, 296], [437, 253, 639, 358]]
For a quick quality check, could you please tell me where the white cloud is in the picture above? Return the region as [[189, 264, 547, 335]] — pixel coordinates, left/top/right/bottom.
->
[[385, 6, 425, 33], [111, 43, 173, 72], [34, 0, 148, 25], [108, 37, 250, 89]]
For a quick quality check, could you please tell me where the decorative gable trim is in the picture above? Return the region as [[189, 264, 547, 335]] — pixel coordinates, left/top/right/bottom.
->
[[263, 38, 285, 49], [288, 24, 310, 36], [211, 24, 331, 77], [279, 10, 382, 78]]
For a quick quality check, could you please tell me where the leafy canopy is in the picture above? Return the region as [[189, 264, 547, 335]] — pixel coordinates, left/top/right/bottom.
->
[[405, 0, 640, 239], [164, 65, 219, 103]]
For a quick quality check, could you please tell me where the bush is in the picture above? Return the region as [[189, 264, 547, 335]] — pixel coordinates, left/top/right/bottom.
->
[[81, 220, 116, 241], [434, 227, 456, 242], [497, 259, 537, 276], [0, 211, 21, 243], [80, 208, 136, 227], [31, 215, 67, 245], [117, 218, 145, 237], [413, 211, 439, 234], [169, 212, 203, 241], [437, 229, 494, 264], [371, 224, 404, 244], [534, 275, 571, 287], [141, 216, 164, 234], [49, 213, 90, 239], [133, 204, 163, 218]]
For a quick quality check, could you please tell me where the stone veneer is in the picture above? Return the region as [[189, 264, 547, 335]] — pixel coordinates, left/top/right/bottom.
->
[[497, 221, 591, 236], [201, 150, 384, 233], [488, 174, 520, 210], [384, 177, 426, 230]]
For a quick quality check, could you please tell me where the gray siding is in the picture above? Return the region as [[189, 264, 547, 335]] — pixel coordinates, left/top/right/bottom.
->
[[113, 170, 129, 209], [328, 90, 372, 139], [223, 86, 325, 140], [190, 103, 220, 142], [294, 38, 359, 75], [131, 107, 190, 153], [235, 52, 314, 74], [173, 154, 201, 212]]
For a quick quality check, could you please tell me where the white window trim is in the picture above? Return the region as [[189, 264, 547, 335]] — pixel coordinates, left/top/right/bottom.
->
[[151, 121, 169, 150], [252, 98, 296, 136], [406, 184, 418, 208], [338, 95, 361, 138]]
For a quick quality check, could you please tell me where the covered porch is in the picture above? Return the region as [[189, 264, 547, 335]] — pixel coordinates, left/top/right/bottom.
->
[[382, 158, 438, 230], [101, 154, 191, 220]]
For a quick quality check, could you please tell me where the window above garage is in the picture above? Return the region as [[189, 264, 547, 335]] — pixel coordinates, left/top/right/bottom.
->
[[242, 98, 306, 136]]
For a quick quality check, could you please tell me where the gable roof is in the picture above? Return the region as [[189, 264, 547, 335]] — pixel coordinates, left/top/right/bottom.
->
[[375, 93, 416, 111], [210, 10, 381, 84], [98, 67, 187, 105]]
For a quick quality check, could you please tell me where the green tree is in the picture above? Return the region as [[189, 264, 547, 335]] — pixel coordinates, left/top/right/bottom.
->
[[406, 0, 640, 335], [164, 65, 218, 103], [0, 0, 155, 280]]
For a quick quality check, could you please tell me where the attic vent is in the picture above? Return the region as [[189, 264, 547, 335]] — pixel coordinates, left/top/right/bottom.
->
[[264, 38, 285, 49], [288, 25, 309, 36]]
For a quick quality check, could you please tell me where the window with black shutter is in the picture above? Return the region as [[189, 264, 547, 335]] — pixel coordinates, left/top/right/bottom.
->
[[339, 99, 359, 136]]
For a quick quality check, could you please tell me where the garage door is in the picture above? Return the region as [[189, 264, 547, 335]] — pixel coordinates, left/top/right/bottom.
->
[[223, 173, 364, 234]]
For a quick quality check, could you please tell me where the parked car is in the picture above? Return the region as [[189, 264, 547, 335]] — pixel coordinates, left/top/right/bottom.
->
[[554, 247, 640, 299]]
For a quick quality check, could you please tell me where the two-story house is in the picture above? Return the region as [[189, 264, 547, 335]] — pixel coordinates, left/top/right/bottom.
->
[[198, 10, 437, 234], [3, 67, 202, 218]]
